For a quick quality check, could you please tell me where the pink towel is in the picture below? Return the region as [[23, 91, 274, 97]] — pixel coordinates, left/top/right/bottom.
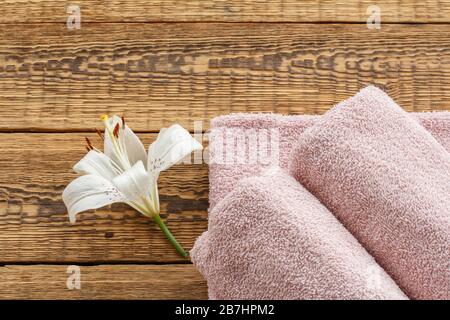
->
[[191, 167, 407, 300], [289, 86, 450, 300], [208, 111, 450, 210], [197, 87, 449, 300]]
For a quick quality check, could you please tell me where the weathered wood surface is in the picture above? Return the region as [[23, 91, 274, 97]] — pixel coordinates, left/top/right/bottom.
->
[[1, 23, 450, 132], [0, 133, 208, 263], [0, 0, 449, 23], [1, 0, 450, 300], [0, 264, 207, 299]]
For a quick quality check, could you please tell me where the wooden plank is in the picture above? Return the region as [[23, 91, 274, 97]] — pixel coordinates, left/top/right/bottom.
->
[[0, 264, 207, 299], [1, 23, 450, 132], [0, 133, 208, 263], [0, 0, 449, 23]]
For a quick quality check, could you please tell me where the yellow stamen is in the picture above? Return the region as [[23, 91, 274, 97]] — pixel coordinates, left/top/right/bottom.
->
[[100, 114, 109, 122]]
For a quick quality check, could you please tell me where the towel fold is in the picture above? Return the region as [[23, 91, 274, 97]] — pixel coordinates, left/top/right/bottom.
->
[[289, 86, 450, 300], [191, 167, 407, 300]]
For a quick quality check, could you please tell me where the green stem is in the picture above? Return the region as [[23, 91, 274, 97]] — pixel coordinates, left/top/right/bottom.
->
[[153, 214, 188, 258]]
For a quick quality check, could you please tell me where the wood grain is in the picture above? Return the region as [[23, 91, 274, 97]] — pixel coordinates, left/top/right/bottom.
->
[[1, 23, 450, 132], [0, 264, 207, 299], [0, 133, 208, 263], [1, 0, 450, 300], [0, 0, 449, 23]]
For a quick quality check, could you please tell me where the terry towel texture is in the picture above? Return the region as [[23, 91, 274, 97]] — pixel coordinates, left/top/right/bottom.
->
[[289, 86, 450, 300], [208, 111, 450, 209], [191, 168, 407, 300], [193, 86, 450, 300]]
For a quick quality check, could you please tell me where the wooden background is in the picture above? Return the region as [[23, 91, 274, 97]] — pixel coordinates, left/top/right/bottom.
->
[[1, 0, 449, 299]]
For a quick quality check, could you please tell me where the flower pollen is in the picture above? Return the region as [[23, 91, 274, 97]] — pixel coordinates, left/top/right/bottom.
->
[[113, 123, 120, 138]]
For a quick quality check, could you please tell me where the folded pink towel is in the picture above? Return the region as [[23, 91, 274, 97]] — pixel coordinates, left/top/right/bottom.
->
[[208, 111, 450, 210], [191, 168, 407, 300], [289, 86, 450, 300], [200, 87, 450, 300]]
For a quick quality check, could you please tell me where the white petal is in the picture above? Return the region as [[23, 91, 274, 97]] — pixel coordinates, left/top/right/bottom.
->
[[147, 124, 203, 177], [73, 150, 119, 181], [112, 161, 151, 202], [104, 116, 147, 169], [121, 126, 147, 167], [62, 174, 124, 224], [104, 116, 124, 168]]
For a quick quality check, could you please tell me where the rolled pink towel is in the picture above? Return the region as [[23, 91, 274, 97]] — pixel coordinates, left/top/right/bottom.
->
[[289, 86, 450, 300], [191, 167, 407, 300], [209, 111, 450, 210]]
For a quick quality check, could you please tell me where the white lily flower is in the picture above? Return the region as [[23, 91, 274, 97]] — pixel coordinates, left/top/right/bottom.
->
[[62, 115, 203, 257]]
